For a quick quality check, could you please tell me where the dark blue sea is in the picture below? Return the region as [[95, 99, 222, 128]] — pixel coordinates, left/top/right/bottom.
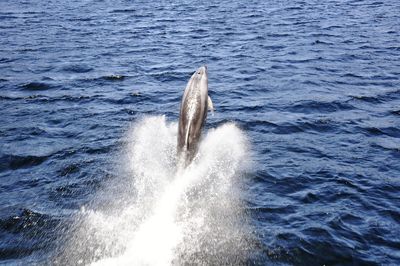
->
[[1, 0, 400, 265]]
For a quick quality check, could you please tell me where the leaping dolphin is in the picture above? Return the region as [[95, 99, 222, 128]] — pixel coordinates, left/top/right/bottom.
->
[[177, 66, 214, 167]]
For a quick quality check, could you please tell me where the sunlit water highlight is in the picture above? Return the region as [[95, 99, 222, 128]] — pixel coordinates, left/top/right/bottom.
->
[[56, 116, 253, 265]]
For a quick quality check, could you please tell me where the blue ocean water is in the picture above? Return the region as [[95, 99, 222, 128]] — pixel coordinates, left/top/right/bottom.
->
[[1, 0, 400, 265]]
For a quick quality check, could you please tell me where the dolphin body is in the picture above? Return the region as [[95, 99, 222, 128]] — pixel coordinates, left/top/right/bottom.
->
[[177, 66, 214, 167]]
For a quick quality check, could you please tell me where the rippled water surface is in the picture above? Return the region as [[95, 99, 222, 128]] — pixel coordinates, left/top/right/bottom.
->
[[1, 0, 400, 265]]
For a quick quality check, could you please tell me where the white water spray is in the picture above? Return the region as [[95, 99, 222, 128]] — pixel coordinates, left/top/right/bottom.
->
[[58, 116, 253, 265]]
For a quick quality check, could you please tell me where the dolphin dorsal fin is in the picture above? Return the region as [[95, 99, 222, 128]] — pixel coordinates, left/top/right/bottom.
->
[[208, 95, 214, 112]]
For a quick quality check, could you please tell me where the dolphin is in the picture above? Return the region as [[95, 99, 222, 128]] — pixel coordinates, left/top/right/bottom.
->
[[177, 66, 214, 167]]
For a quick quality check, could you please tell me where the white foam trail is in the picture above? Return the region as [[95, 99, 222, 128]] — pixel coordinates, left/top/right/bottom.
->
[[59, 115, 252, 265]]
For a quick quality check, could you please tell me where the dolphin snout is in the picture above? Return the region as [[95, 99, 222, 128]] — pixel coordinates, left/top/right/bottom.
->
[[197, 65, 207, 75]]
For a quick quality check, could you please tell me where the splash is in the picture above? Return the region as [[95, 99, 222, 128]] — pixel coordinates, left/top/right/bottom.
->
[[57, 116, 253, 265]]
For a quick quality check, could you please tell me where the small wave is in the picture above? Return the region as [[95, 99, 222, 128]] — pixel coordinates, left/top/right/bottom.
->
[[286, 100, 354, 114], [302, 226, 333, 239], [350, 95, 383, 104], [81, 144, 115, 155], [284, 6, 303, 11], [252, 205, 297, 214], [53, 183, 79, 197], [233, 104, 264, 112], [267, 32, 291, 37], [287, 144, 332, 159], [342, 73, 365, 79], [270, 64, 298, 70], [293, 119, 338, 134], [23, 94, 94, 103], [390, 110, 400, 116], [272, 122, 304, 134], [299, 191, 319, 204], [67, 17, 92, 22], [111, 8, 136, 13], [0, 95, 19, 101], [350, 88, 400, 104], [21, 82, 53, 91], [0, 154, 49, 172], [361, 126, 400, 138], [262, 233, 364, 266], [0, 14, 18, 20], [310, 32, 340, 38], [383, 89, 400, 100], [312, 40, 333, 45], [62, 64, 93, 73], [327, 217, 368, 249], [0, 209, 47, 233], [0, 208, 62, 260], [339, 213, 364, 225], [371, 141, 400, 154], [58, 163, 80, 177], [367, 1, 384, 6], [0, 58, 14, 63], [322, 25, 343, 30], [150, 71, 189, 82], [378, 209, 400, 224], [235, 119, 277, 133], [101, 74, 126, 81], [335, 177, 364, 191], [104, 94, 148, 105]]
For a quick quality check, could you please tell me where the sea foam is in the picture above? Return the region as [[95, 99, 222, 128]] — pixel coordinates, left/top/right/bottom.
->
[[58, 116, 252, 265]]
